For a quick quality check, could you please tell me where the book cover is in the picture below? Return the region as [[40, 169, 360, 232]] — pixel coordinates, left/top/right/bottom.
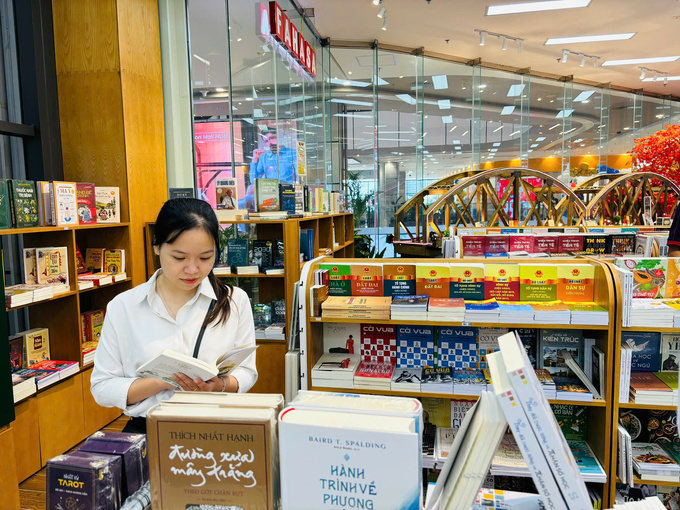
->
[[519, 264, 557, 302], [294, 184, 305, 214], [23, 327, 50, 366], [396, 325, 435, 368], [484, 263, 519, 301], [102, 249, 125, 274], [391, 367, 422, 389], [85, 248, 104, 273], [168, 188, 194, 199], [0, 179, 10, 229], [550, 404, 588, 441], [312, 353, 361, 381], [383, 264, 416, 297], [23, 248, 37, 285], [477, 328, 508, 370], [322, 322, 361, 354], [461, 236, 485, 256], [360, 324, 396, 364], [516, 328, 537, 368], [148, 405, 276, 510], [82, 309, 105, 343], [485, 235, 510, 254], [75, 182, 97, 225], [606, 233, 636, 254], [420, 365, 453, 389], [583, 234, 607, 254], [534, 235, 558, 254], [46, 453, 114, 510], [622, 331, 661, 372], [299, 228, 315, 262], [279, 183, 296, 213], [8, 179, 38, 227], [558, 234, 583, 253], [254, 178, 280, 212], [279, 407, 420, 510], [509, 234, 535, 253], [52, 181, 78, 226], [354, 360, 395, 381], [617, 258, 668, 299], [415, 264, 450, 298], [556, 264, 595, 302], [437, 326, 477, 369], [320, 263, 352, 296], [667, 259, 680, 299], [215, 178, 238, 210], [37, 247, 69, 291], [226, 238, 249, 266], [75, 245, 90, 275], [660, 333, 680, 371], [272, 238, 284, 268], [450, 399, 476, 429], [95, 186, 120, 223], [271, 298, 286, 324], [538, 328, 584, 376], [350, 264, 384, 296], [9, 334, 23, 371], [253, 303, 272, 327], [250, 239, 273, 268], [449, 263, 485, 300], [421, 396, 451, 428]]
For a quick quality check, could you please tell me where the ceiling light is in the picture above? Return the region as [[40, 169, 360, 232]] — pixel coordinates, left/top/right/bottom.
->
[[580, 56, 586, 67], [574, 90, 594, 102], [487, 0, 591, 16], [373, 0, 379, 4], [215, 87, 225, 92], [561, 50, 568, 63], [381, 15, 388, 30], [479, 31, 486, 46], [602, 56, 680, 66], [548, 124, 560, 130], [493, 125, 503, 132], [501, 106, 515, 115], [517, 41, 523, 54], [545, 32, 635, 45], [664, 76, 669, 85], [501, 37, 508, 51], [438, 99, 451, 109], [432, 75, 449, 89], [507, 84, 525, 96], [442, 115, 453, 124], [377, 3, 385, 18], [639, 68, 646, 80], [536, 136, 546, 141], [642, 75, 680, 82]]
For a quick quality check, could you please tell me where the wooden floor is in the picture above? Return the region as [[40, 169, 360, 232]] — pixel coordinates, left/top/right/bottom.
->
[[18, 415, 128, 510]]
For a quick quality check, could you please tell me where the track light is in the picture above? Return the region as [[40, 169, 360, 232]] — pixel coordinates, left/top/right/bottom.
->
[[592, 59, 598, 69], [474, 29, 522, 51], [501, 37, 508, 51], [517, 41, 523, 54], [580, 56, 586, 67], [381, 15, 388, 30], [372, 0, 379, 4], [664, 75, 669, 85], [640, 68, 646, 80], [479, 31, 486, 46], [377, 4, 385, 18], [561, 50, 568, 63], [561, 49, 601, 68]]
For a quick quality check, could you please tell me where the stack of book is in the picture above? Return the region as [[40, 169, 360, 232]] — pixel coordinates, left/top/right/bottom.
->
[[353, 361, 394, 390], [566, 302, 609, 325], [619, 343, 633, 404], [631, 443, 680, 482], [530, 301, 571, 324], [631, 299, 674, 327], [14, 367, 60, 390], [31, 359, 80, 380], [427, 298, 465, 322], [534, 369, 557, 400], [421, 366, 454, 393], [264, 323, 285, 340], [552, 376, 593, 402], [310, 284, 328, 317], [321, 296, 392, 320], [464, 299, 500, 322], [391, 367, 422, 391], [497, 301, 534, 322], [311, 353, 361, 389], [12, 372, 37, 402], [629, 372, 676, 405], [391, 295, 429, 320], [613, 265, 633, 327], [452, 368, 486, 395], [5, 283, 54, 307]]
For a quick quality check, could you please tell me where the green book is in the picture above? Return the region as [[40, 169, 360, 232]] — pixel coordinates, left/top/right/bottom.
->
[[254, 178, 280, 212], [8, 180, 38, 228], [550, 404, 588, 441], [320, 263, 352, 296], [0, 179, 10, 229], [226, 238, 249, 266], [655, 371, 678, 391], [660, 442, 680, 465]]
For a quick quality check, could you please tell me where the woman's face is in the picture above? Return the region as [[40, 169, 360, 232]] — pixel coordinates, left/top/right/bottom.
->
[[155, 227, 215, 293]]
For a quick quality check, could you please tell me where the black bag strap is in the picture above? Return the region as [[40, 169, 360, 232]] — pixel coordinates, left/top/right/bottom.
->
[[192, 299, 217, 358]]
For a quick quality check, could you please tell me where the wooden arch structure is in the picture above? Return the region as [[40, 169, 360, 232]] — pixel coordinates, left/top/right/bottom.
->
[[584, 172, 680, 225], [393, 168, 587, 256]]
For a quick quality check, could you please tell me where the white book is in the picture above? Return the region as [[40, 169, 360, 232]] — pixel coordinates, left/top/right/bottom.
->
[[52, 181, 78, 226], [498, 331, 592, 509], [279, 407, 420, 510], [136, 345, 257, 388], [619, 344, 632, 404], [487, 352, 568, 510]]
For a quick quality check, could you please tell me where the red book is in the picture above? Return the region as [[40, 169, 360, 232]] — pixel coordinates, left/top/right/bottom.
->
[[76, 182, 97, 225], [535, 235, 558, 254], [509, 235, 535, 253], [350, 264, 384, 296], [485, 235, 510, 254], [558, 235, 584, 253], [354, 361, 395, 381], [462, 236, 484, 257], [360, 324, 397, 364]]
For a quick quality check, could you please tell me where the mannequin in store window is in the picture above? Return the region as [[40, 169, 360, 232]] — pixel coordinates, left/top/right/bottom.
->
[[90, 198, 258, 433]]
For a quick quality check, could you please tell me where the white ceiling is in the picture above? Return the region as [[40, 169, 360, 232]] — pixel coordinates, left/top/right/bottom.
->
[[298, 0, 680, 96]]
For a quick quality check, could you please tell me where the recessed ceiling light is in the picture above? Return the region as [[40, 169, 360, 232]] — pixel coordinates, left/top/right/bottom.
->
[[545, 33, 635, 45], [602, 56, 680, 66], [487, 0, 591, 16], [215, 87, 225, 92]]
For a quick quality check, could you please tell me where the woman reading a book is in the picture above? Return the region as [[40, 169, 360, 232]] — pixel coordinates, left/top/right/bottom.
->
[[91, 198, 258, 433]]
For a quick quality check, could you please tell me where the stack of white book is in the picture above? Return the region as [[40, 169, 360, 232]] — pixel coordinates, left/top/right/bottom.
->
[[264, 323, 285, 340], [619, 343, 632, 404], [5, 284, 54, 307], [530, 301, 571, 324], [497, 302, 534, 323], [391, 295, 429, 320], [12, 372, 37, 402], [427, 298, 465, 322], [617, 423, 634, 485], [390, 367, 422, 391], [631, 299, 674, 327], [566, 303, 609, 326], [613, 265, 633, 327], [310, 353, 360, 389], [607, 497, 666, 509], [631, 443, 680, 482]]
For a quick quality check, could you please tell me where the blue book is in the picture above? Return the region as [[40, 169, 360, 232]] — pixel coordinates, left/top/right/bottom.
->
[[622, 330, 661, 372], [437, 326, 478, 369], [497, 302, 534, 313], [484, 252, 509, 258], [464, 300, 500, 312], [568, 440, 606, 480], [226, 238, 248, 266], [300, 228, 315, 261], [396, 325, 435, 368], [279, 183, 296, 213], [500, 228, 519, 234]]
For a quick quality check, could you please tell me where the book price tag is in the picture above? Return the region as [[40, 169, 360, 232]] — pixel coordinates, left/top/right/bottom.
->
[[462, 321, 471, 327]]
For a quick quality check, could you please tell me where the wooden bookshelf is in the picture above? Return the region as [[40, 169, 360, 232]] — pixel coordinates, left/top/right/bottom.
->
[[300, 256, 617, 507]]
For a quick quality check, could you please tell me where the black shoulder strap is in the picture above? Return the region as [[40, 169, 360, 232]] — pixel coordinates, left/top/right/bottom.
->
[[192, 299, 217, 358]]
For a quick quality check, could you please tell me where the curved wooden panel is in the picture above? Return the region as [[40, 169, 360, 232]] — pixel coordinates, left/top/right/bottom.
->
[[554, 173, 621, 213], [585, 172, 680, 224]]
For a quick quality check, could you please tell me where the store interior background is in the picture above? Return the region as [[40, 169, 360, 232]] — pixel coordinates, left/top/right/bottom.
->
[[168, 0, 680, 257]]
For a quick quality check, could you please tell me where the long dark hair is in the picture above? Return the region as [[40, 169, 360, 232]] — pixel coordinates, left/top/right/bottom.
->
[[153, 198, 233, 326]]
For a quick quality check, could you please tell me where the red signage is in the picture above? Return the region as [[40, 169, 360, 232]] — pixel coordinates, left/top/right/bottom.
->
[[262, 1, 317, 78]]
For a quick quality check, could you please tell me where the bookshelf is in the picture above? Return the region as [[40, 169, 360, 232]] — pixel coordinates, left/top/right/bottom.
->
[[144, 212, 353, 396], [299, 256, 617, 507]]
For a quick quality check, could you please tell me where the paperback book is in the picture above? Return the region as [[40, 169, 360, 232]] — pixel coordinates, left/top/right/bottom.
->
[[384, 263, 416, 296], [622, 331, 661, 372], [396, 325, 435, 368], [95, 186, 120, 223], [437, 326, 477, 369], [75, 182, 97, 225], [538, 328, 583, 377], [449, 263, 485, 300]]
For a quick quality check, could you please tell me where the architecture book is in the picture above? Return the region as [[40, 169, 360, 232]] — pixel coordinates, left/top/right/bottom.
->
[[136, 345, 257, 387]]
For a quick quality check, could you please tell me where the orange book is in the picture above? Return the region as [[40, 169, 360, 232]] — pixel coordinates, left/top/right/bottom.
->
[[556, 264, 594, 302], [350, 264, 384, 296], [415, 265, 450, 298], [484, 263, 519, 301]]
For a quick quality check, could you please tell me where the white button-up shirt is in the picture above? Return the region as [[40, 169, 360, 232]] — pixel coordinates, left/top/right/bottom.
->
[[91, 270, 258, 417]]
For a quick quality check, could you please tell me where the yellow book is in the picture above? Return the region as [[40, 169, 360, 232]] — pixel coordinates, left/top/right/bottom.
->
[[519, 264, 557, 301]]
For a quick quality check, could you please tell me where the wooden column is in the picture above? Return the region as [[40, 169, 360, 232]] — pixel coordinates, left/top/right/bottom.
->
[[52, 0, 168, 286], [0, 426, 20, 509]]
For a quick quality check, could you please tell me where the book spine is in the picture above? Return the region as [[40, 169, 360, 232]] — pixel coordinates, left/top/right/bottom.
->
[[497, 392, 568, 510], [8, 182, 16, 227], [508, 370, 592, 509]]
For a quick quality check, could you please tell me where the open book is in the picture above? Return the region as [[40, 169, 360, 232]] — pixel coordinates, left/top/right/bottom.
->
[[137, 345, 257, 387]]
